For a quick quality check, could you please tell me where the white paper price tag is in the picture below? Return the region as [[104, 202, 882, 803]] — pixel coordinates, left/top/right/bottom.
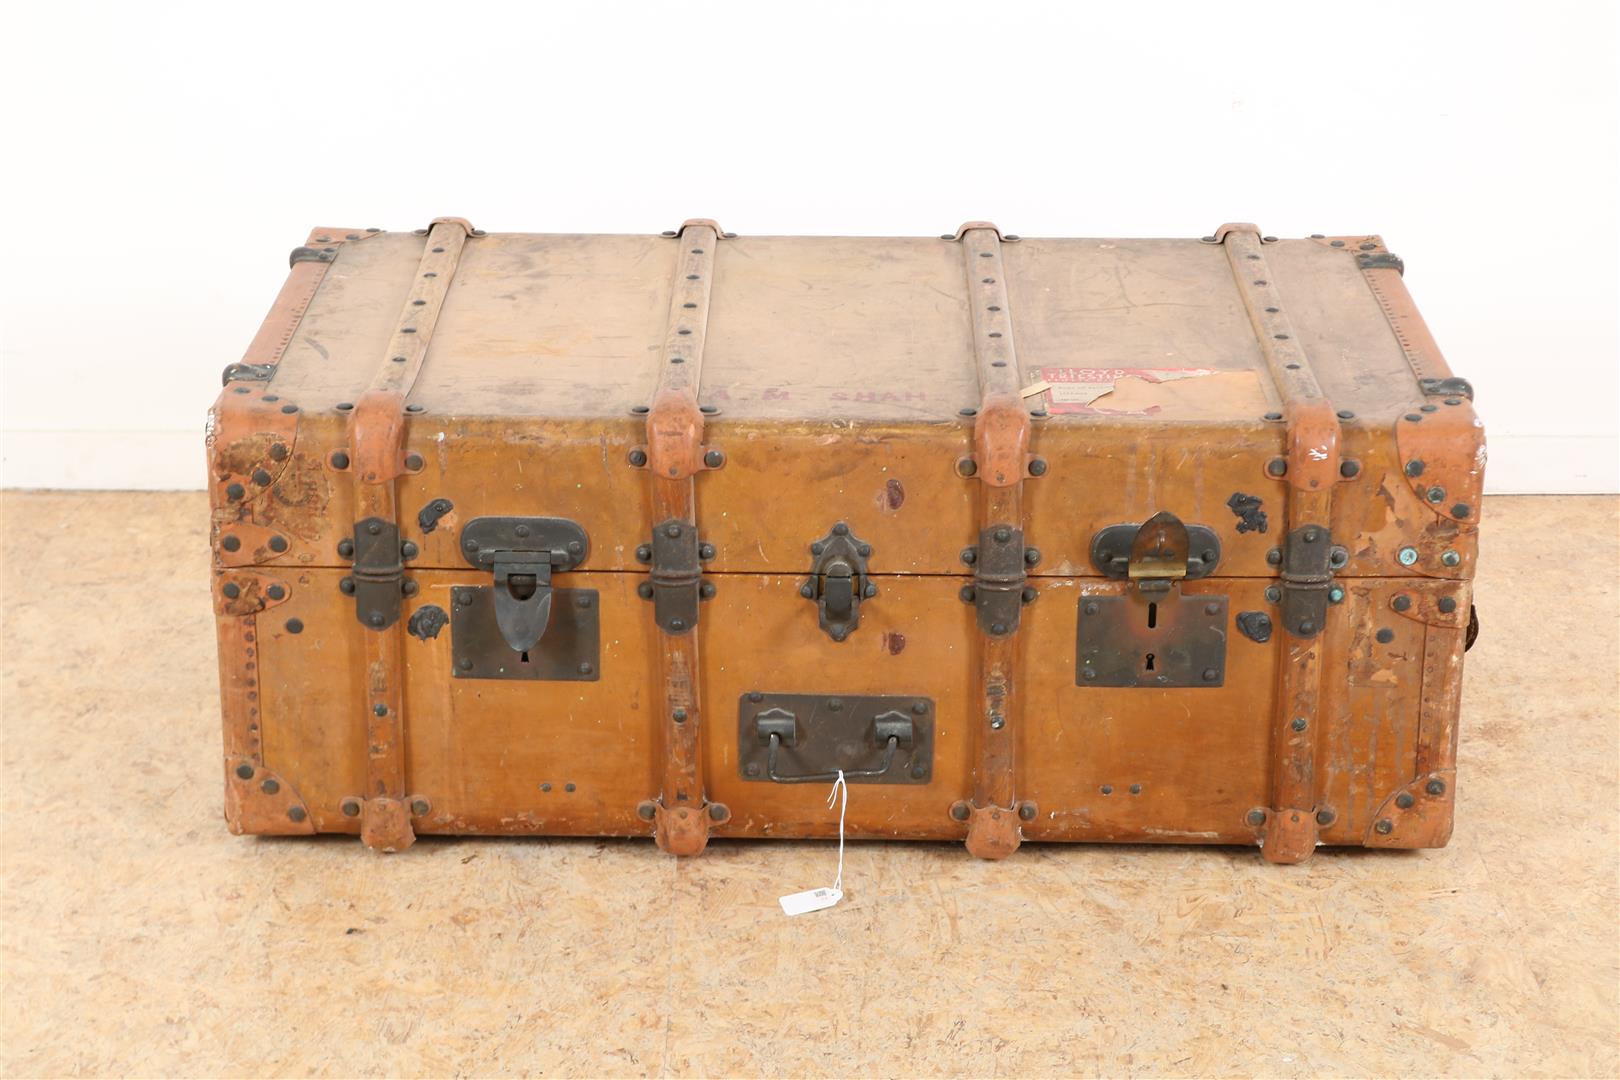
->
[[777, 771, 849, 917], [779, 886, 844, 917]]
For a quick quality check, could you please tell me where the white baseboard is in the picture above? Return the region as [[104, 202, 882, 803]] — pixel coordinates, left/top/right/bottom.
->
[[1, 430, 203, 490], [2, 429, 1615, 494]]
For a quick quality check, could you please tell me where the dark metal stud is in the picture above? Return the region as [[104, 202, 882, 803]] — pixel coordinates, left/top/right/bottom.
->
[[404, 453, 424, 470], [1438, 597, 1457, 614], [406, 404, 424, 413], [1018, 802, 1037, 821], [1395, 792, 1415, 809], [1392, 594, 1412, 612], [269, 535, 289, 553], [708, 803, 728, 821], [331, 451, 350, 470], [285, 618, 304, 635], [373, 703, 387, 716], [1266, 458, 1288, 477], [1291, 717, 1307, 732], [339, 577, 356, 595], [340, 797, 361, 817], [280, 404, 298, 415], [401, 580, 418, 597], [627, 448, 647, 467], [1337, 410, 1355, 420], [1376, 628, 1394, 644], [265, 583, 287, 600], [261, 778, 280, 795], [287, 806, 307, 823], [1315, 808, 1336, 827], [226, 482, 245, 500], [337, 539, 355, 558], [1340, 460, 1361, 478], [1264, 586, 1281, 604], [1245, 808, 1267, 827], [1426, 778, 1446, 796], [1024, 547, 1041, 566], [578, 661, 594, 675], [235, 762, 254, 779], [957, 458, 977, 477], [949, 802, 971, 822], [222, 582, 241, 600], [1374, 819, 1393, 835], [1264, 411, 1283, 421], [1267, 548, 1283, 565], [410, 798, 430, 816], [959, 585, 976, 602], [1452, 504, 1471, 519], [637, 582, 654, 599], [221, 535, 242, 552], [637, 800, 657, 820], [1028, 458, 1047, 477], [269, 443, 289, 461], [1427, 486, 1445, 503]]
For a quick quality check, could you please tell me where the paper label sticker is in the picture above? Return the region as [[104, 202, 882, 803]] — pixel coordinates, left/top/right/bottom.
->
[[1038, 366, 1220, 416], [779, 887, 843, 916]]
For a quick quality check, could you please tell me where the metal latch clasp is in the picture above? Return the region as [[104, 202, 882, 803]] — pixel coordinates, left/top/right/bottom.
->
[[458, 517, 588, 653], [801, 522, 876, 642]]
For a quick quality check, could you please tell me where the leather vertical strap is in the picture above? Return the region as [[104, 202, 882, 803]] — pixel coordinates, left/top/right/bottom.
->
[[1212, 224, 1343, 864], [636, 220, 729, 855], [347, 217, 475, 852], [952, 224, 1040, 860]]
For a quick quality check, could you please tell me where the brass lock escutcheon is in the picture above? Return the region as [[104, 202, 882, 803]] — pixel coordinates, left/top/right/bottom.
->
[[1077, 511, 1228, 688]]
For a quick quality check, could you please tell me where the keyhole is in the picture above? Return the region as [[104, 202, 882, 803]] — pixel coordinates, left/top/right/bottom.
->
[[1147, 602, 1158, 629], [1144, 652, 1156, 671], [520, 650, 531, 664]]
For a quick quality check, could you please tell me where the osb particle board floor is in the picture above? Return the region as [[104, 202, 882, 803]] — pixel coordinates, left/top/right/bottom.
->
[[0, 492, 1615, 1079]]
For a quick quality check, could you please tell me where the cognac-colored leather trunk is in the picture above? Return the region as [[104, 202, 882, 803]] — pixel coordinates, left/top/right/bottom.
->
[[207, 219, 1483, 862]]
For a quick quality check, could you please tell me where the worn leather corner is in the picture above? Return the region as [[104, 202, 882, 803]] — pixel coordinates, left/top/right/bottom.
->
[[223, 760, 315, 836]]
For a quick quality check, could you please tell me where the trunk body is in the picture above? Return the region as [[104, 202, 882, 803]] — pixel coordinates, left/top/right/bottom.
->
[[208, 221, 1482, 861]]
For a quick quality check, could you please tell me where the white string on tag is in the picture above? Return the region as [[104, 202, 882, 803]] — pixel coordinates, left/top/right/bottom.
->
[[778, 769, 847, 916]]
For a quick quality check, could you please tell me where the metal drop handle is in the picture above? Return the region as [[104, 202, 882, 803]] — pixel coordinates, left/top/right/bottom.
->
[[766, 732, 900, 784]]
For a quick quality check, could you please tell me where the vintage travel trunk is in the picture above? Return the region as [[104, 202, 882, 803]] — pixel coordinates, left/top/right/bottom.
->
[[208, 218, 1483, 862]]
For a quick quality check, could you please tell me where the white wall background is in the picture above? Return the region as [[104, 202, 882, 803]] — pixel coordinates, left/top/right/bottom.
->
[[2, 0, 1615, 492]]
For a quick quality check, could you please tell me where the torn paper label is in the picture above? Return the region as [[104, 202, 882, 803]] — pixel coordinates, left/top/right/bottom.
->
[[1038, 366, 1221, 416]]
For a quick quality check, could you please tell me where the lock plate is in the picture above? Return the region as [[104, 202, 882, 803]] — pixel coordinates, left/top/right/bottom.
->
[[737, 693, 933, 784], [1076, 593, 1228, 687], [450, 586, 600, 681]]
